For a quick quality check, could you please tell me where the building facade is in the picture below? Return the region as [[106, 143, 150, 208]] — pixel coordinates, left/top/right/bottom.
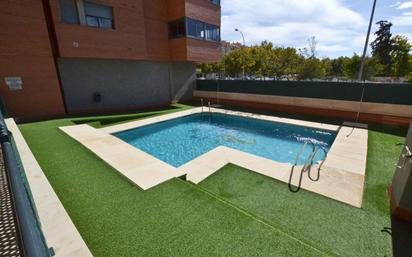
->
[[0, 0, 221, 121]]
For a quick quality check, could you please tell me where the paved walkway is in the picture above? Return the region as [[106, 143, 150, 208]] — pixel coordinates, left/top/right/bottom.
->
[[0, 146, 21, 257]]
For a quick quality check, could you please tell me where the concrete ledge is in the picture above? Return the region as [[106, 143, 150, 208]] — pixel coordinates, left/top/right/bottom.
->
[[5, 119, 93, 257]]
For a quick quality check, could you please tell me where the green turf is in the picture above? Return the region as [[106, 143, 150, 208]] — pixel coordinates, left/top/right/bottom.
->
[[198, 129, 406, 257], [17, 105, 406, 257]]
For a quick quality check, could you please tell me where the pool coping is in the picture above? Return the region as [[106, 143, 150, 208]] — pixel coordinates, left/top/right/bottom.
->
[[100, 107, 340, 134], [60, 107, 367, 208]]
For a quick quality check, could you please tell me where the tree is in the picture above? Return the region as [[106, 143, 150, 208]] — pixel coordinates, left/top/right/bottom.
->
[[343, 54, 381, 80], [371, 20, 393, 76], [297, 57, 325, 80], [270, 47, 300, 79], [408, 73, 412, 83], [391, 35, 412, 77], [342, 54, 360, 80], [299, 36, 318, 58], [222, 49, 244, 77], [320, 58, 333, 78], [330, 57, 348, 78], [247, 41, 273, 78], [296, 37, 324, 80], [198, 63, 220, 76], [408, 56, 412, 82]]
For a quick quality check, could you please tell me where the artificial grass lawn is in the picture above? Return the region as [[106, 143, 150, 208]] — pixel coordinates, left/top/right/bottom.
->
[[199, 129, 406, 257], [18, 105, 406, 256]]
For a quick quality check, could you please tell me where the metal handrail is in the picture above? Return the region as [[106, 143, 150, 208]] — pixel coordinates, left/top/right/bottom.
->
[[288, 141, 316, 193], [307, 146, 328, 182], [294, 141, 315, 166], [0, 112, 51, 257]]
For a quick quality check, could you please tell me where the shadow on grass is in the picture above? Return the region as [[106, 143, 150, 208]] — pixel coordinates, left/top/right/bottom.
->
[[367, 124, 408, 137], [70, 105, 183, 128]]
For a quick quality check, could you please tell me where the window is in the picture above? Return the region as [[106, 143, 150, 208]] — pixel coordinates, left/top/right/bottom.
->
[[59, 0, 79, 24], [169, 19, 186, 38], [84, 1, 114, 29], [187, 18, 205, 39], [210, 0, 220, 5], [205, 24, 220, 41], [169, 18, 220, 42], [59, 0, 114, 29]]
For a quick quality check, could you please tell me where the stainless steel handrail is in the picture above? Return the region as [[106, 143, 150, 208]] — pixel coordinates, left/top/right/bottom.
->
[[288, 141, 316, 193], [307, 146, 327, 182]]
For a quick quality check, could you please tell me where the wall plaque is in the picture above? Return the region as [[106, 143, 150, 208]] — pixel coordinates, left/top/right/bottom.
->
[[4, 77, 23, 91]]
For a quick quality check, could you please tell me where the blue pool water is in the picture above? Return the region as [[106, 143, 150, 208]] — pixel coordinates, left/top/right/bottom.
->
[[114, 113, 337, 167]]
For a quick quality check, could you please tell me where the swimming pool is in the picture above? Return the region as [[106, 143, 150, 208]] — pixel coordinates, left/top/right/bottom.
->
[[114, 113, 337, 167]]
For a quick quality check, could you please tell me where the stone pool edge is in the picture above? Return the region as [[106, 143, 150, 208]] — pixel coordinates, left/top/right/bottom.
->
[[60, 107, 367, 208]]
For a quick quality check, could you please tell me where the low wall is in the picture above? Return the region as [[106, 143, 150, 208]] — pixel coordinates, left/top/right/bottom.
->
[[195, 80, 412, 125]]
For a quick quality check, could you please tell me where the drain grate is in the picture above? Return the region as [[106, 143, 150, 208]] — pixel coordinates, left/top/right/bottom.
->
[[0, 146, 21, 257]]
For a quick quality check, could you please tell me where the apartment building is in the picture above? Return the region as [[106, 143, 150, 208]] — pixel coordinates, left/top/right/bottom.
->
[[0, 0, 221, 121]]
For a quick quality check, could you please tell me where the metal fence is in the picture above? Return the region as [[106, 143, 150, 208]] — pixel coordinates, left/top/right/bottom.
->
[[196, 80, 412, 106], [0, 98, 52, 257]]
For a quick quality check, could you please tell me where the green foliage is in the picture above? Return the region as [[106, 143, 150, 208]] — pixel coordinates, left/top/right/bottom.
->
[[215, 42, 303, 79], [200, 29, 411, 80], [342, 54, 381, 80], [371, 20, 393, 75], [197, 63, 221, 77], [408, 56, 412, 82], [330, 57, 347, 78], [271, 47, 301, 79], [391, 35, 412, 77], [297, 57, 325, 80], [222, 49, 244, 77], [407, 72, 412, 83]]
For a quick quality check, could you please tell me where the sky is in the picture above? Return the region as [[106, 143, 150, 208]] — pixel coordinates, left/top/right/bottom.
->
[[221, 0, 412, 58]]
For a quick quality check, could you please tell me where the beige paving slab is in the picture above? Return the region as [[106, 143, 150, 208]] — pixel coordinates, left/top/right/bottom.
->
[[183, 146, 365, 208], [60, 124, 183, 190], [324, 126, 368, 176], [5, 119, 93, 257]]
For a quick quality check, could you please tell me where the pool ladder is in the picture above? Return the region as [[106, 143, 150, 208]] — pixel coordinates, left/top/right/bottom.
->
[[200, 99, 212, 113], [288, 141, 327, 193], [200, 99, 212, 122]]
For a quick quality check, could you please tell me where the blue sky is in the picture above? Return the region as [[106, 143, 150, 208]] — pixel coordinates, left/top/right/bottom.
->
[[221, 0, 412, 58]]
